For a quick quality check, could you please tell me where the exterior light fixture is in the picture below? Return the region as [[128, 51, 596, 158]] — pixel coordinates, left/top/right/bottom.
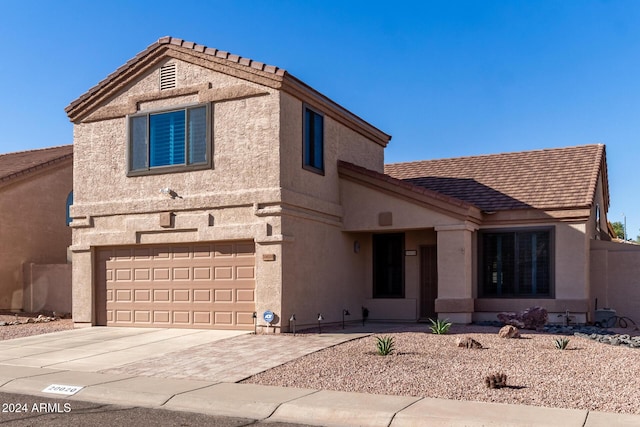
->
[[160, 188, 181, 199], [289, 314, 296, 335], [317, 313, 324, 334], [361, 306, 369, 327], [252, 312, 257, 334], [342, 309, 350, 329]]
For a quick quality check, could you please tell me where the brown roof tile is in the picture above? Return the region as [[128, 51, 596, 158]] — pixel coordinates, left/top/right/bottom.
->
[[384, 145, 606, 212], [0, 145, 73, 184]]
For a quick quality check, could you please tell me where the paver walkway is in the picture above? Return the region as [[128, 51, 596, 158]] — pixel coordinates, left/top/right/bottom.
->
[[100, 333, 367, 382]]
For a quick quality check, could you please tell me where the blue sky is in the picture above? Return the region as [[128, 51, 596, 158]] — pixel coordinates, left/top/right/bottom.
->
[[1, 1, 639, 237]]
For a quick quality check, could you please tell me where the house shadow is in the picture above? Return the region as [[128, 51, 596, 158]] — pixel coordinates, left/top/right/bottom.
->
[[402, 177, 532, 211]]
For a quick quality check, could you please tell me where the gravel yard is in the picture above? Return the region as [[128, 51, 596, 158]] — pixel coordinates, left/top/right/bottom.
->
[[0, 312, 73, 341], [243, 325, 640, 414], [2, 316, 638, 415]]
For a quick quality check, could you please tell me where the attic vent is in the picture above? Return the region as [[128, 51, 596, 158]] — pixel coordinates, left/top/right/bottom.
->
[[160, 63, 177, 90]]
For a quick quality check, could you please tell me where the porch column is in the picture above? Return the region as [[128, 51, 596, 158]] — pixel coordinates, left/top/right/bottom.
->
[[434, 223, 477, 324]]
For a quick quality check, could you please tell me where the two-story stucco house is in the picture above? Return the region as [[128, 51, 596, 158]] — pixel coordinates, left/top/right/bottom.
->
[[65, 37, 612, 331]]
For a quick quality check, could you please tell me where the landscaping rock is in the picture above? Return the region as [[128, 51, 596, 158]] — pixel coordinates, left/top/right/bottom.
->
[[497, 306, 548, 330], [498, 325, 520, 338], [497, 312, 524, 328], [456, 336, 483, 349]]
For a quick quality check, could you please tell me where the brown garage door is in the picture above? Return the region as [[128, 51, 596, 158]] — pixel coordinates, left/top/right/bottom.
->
[[95, 241, 255, 329]]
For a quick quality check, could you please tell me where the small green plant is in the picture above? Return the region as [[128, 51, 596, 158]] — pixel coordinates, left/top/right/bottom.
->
[[375, 335, 395, 356], [554, 337, 570, 350], [428, 318, 452, 335]]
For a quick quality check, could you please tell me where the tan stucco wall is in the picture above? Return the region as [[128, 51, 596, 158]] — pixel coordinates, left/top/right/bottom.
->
[[278, 214, 367, 330], [340, 179, 466, 232], [23, 263, 71, 314], [279, 92, 384, 208], [0, 163, 72, 310], [71, 55, 387, 329], [590, 239, 640, 322], [71, 59, 285, 326]]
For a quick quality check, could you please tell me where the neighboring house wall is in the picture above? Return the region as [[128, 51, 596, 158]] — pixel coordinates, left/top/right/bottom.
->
[[0, 162, 72, 310], [590, 240, 640, 324]]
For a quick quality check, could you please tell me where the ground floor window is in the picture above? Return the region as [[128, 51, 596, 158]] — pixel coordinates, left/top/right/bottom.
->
[[373, 233, 405, 298], [479, 228, 553, 297]]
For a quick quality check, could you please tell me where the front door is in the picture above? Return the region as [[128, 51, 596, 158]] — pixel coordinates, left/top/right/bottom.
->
[[419, 245, 437, 319]]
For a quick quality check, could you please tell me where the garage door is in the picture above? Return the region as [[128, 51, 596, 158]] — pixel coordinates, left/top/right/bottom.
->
[[95, 241, 256, 329]]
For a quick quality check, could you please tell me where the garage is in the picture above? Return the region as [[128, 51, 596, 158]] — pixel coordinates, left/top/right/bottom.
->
[[95, 241, 256, 329]]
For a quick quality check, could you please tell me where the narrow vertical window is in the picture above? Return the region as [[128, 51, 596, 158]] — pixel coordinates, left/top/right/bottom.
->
[[303, 106, 324, 172]]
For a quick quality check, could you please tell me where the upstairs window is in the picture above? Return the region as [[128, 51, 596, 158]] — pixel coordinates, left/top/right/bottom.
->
[[479, 228, 553, 298], [129, 104, 210, 175], [303, 106, 324, 173]]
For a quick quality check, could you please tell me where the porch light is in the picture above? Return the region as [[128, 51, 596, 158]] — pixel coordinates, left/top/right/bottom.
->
[[317, 313, 324, 334], [342, 309, 350, 329], [289, 314, 296, 335]]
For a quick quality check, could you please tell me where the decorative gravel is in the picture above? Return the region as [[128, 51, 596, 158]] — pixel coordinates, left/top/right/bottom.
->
[[0, 313, 73, 341], [243, 325, 640, 414]]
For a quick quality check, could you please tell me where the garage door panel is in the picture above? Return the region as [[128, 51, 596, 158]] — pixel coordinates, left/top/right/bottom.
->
[[134, 311, 152, 323], [173, 267, 190, 280], [97, 241, 255, 329]]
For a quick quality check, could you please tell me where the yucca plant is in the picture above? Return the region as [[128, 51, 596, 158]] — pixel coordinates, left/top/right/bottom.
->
[[428, 318, 452, 335], [375, 335, 395, 356], [554, 337, 570, 350]]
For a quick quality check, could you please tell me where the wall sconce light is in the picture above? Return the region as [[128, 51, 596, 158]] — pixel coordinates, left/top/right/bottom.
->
[[160, 188, 181, 199], [353, 240, 360, 253], [289, 314, 296, 335], [317, 313, 324, 334], [252, 312, 257, 334], [342, 309, 350, 329]]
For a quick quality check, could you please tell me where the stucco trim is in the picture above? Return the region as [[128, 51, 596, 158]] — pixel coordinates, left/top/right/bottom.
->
[[480, 208, 592, 225], [83, 83, 270, 123], [70, 188, 282, 218]]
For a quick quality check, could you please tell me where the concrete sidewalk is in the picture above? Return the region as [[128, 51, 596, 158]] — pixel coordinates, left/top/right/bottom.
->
[[0, 326, 638, 426]]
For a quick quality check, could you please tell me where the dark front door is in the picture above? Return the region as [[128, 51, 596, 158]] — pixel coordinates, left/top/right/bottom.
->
[[419, 245, 437, 319]]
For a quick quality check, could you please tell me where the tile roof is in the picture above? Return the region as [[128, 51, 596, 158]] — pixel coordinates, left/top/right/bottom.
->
[[384, 144, 606, 212], [0, 145, 73, 184]]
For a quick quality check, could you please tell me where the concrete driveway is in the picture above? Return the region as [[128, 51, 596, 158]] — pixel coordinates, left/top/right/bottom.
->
[[0, 327, 250, 372], [0, 324, 379, 381]]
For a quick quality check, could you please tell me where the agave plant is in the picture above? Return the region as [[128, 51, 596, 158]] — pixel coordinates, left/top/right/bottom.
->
[[428, 318, 452, 335], [375, 335, 395, 356], [554, 337, 570, 350]]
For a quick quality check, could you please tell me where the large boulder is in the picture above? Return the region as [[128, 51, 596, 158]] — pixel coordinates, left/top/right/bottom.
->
[[497, 306, 548, 330], [497, 312, 524, 328]]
